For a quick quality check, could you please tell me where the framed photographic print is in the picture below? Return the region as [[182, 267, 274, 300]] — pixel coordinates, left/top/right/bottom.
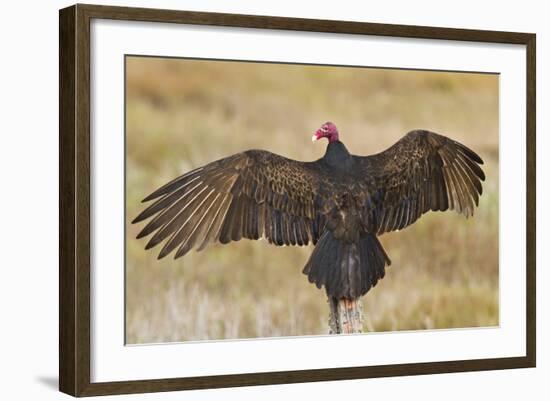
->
[[59, 4, 536, 397]]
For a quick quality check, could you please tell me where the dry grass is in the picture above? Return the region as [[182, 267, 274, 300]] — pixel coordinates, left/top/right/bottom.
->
[[125, 56, 499, 343]]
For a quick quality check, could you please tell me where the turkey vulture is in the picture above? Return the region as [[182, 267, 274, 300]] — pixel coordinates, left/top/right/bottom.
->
[[133, 122, 485, 299]]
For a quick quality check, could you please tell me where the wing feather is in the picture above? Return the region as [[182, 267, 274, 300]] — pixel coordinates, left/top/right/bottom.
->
[[354, 130, 485, 235], [133, 150, 328, 259]]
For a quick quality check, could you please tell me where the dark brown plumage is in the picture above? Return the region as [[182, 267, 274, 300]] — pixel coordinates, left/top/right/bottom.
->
[[133, 122, 485, 299]]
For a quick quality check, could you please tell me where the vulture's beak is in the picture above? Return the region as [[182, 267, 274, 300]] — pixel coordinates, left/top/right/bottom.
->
[[312, 130, 322, 142]]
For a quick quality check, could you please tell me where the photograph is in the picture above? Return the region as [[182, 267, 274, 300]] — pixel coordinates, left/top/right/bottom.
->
[[125, 56, 499, 344], [55, 3, 537, 396]]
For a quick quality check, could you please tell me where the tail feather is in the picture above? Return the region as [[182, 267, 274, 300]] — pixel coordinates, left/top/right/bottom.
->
[[303, 231, 391, 299]]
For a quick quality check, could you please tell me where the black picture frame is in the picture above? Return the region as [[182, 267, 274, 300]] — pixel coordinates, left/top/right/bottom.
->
[[59, 3, 536, 397]]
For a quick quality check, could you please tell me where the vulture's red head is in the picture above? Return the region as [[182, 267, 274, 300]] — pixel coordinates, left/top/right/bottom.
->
[[313, 122, 339, 143]]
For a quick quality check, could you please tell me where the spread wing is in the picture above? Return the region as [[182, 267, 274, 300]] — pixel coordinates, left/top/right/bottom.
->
[[355, 130, 485, 235], [132, 150, 328, 259]]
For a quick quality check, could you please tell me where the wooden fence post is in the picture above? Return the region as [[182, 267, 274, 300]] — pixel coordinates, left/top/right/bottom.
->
[[328, 297, 363, 334]]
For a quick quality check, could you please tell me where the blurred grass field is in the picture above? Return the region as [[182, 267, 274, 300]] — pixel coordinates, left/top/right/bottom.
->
[[125, 56, 499, 343]]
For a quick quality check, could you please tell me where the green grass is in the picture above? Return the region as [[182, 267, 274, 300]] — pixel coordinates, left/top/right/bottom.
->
[[125, 56, 499, 343]]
